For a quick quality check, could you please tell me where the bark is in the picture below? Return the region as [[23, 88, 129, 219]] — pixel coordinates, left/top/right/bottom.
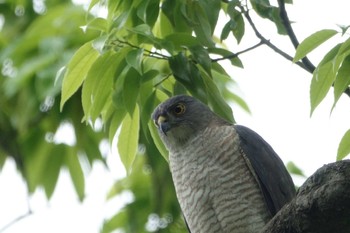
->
[[261, 160, 350, 233]]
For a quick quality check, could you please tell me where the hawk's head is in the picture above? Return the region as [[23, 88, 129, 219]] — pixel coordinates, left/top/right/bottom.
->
[[152, 95, 217, 149]]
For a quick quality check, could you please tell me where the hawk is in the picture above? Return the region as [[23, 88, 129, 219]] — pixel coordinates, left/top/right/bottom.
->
[[152, 95, 295, 233]]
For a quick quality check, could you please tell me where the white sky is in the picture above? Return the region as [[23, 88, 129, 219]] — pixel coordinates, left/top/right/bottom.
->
[[1, 0, 350, 232]]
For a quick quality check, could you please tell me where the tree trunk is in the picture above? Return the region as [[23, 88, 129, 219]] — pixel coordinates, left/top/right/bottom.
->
[[261, 160, 350, 233]]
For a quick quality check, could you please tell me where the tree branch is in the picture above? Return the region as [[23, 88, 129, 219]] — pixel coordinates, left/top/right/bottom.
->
[[242, 4, 350, 98], [261, 160, 350, 233], [240, 7, 310, 72], [277, 0, 315, 73], [113, 40, 170, 60], [277, 0, 350, 98]]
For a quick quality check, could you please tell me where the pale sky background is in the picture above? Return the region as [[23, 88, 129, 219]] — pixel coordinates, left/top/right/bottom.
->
[[1, 0, 350, 232]]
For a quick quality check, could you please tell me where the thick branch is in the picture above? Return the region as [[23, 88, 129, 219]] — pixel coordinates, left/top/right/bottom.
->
[[261, 160, 350, 233]]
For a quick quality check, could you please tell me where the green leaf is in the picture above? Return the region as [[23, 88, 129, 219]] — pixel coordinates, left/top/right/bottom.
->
[[65, 150, 85, 201], [337, 129, 350, 160], [128, 24, 155, 40], [162, 0, 192, 34], [82, 51, 121, 121], [42, 144, 65, 199], [136, 0, 159, 27], [126, 49, 144, 73], [249, 0, 271, 18], [188, 46, 212, 76], [4, 53, 58, 97], [139, 82, 156, 141], [88, 0, 100, 12], [309, 44, 342, 115], [86, 17, 108, 32], [168, 53, 192, 85], [118, 105, 140, 174], [310, 44, 342, 114], [26, 151, 46, 192], [198, 0, 221, 35], [310, 62, 336, 116], [335, 38, 350, 61], [338, 25, 350, 36], [112, 68, 128, 110], [157, 11, 174, 37], [0, 152, 6, 171], [227, 7, 245, 43], [136, 0, 150, 23], [221, 21, 232, 41], [108, 109, 127, 145], [60, 41, 100, 110], [318, 43, 342, 67], [270, 7, 287, 35], [164, 33, 200, 51], [148, 121, 169, 162], [168, 52, 207, 100], [293, 29, 338, 62], [208, 47, 244, 68], [146, 0, 160, 27], [333, 55, 350, 109], [102, 211, 127, 233], [182, 1, 215, 47], [147, 90, 169, 161], [200, 70, 234, 123], [123, 67, 142, 115], [286, 161, 306, 177], [142, 69, 159, 83], [249, 0, 286, 34], [212, 66, 251, 113]]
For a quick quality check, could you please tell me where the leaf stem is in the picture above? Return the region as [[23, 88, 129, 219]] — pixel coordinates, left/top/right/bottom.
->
[[115, 40, 169, 60], [211, 40, 264, 62]]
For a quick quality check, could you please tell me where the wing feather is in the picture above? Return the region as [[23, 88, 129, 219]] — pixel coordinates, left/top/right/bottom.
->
[[234, 125, 296, 216]]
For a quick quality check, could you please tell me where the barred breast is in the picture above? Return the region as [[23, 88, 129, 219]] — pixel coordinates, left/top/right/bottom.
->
[[169, 125, 270, 233]]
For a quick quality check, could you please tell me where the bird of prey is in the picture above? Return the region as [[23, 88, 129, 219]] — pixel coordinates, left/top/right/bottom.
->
[[152, 95, 296, 233]]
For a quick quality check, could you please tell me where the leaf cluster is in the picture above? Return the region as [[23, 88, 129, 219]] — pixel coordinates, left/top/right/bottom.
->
[[293, 28, 350, 160], [0, 1, 103, 200]]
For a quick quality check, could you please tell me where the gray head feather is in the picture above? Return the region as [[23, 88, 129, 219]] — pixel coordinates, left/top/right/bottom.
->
[[152, 95, 227, 151]]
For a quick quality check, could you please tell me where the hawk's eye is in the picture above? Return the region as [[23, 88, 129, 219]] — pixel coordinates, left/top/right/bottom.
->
[[173, 103, 186, 115]]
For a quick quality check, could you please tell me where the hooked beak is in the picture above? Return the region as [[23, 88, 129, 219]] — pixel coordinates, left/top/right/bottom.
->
[[156, 115, 171, 135]]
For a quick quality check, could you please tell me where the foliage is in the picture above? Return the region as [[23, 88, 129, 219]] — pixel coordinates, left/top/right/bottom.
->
[[1, 0, 350, 232], [0, 0, 105, 201], [293, 27, 350, 160]]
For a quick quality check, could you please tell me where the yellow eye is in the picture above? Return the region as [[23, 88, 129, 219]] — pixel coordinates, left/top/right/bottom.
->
[[173, 103, 186, 115]]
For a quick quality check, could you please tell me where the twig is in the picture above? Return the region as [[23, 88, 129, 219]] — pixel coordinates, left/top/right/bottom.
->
[[277, 0, 315, 73], [153, 73, 172, 87], [115, 40, 169, 60], [240, 6, 310, 72], [211, 40, 264, 62], [0, 210, 33, 232], [277, 0, 350, 97]]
